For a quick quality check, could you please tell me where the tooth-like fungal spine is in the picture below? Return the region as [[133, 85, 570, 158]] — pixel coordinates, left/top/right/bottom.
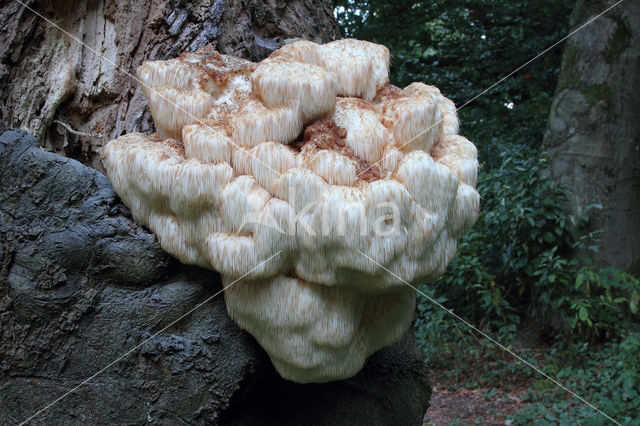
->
[[103, 40, 479, 383]]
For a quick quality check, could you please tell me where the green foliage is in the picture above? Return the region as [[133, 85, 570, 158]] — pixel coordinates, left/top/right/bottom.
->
[[514, 332, 640, 425], [566, 266, 640, 340], [415, 143, 639, 348], [413, 287, 465, 364], [415, 146, 593, 346]]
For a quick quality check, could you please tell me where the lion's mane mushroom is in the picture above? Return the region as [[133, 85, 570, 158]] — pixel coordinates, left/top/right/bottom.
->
[[103, 40, 480, 383]]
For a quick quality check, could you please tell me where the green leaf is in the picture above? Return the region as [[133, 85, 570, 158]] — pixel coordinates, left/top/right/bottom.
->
[[579, 307, 588, 322]]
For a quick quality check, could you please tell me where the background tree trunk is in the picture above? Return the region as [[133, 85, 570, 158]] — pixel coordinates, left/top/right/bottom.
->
[[543, 0, 640, 272], [0, 0, 340, 171]]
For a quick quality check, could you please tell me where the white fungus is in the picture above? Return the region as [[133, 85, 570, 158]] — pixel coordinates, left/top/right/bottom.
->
[[103, 39, 480, 383]]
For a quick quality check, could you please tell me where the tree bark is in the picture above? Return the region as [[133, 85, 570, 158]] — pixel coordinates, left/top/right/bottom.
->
[[543, 0, 640, 272], [0, 0, 340, 170]]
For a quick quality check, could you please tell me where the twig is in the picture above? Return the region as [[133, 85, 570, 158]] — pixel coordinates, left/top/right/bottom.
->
[[53, 120, 103, 138]]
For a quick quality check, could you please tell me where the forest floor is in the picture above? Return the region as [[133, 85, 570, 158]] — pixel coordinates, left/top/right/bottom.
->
[[419, 332, 640, 425], [421, 344, 565, 425], [423, 384, 529, 425]]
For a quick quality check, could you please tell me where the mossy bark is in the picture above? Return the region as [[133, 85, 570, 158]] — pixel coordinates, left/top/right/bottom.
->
[[543, 0, 640, 272]]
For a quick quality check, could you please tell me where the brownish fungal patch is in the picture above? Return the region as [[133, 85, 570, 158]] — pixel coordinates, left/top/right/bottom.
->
[[164, 138, 186, 157], [355, 157, 382, 182], [430, 140, 446, 161], [201, 105, 235, 137], [342, 96, 378, 112], [376, 84, 408, 131], [177, 45, 256, 90], [296, 119, 382, 183], [302, 119, 348, 150], [374, 84, 403, 103]]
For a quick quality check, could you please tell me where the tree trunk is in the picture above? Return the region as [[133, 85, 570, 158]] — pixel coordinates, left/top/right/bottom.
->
[[543, 0, 640, 272], [0, 0, 340, 171]]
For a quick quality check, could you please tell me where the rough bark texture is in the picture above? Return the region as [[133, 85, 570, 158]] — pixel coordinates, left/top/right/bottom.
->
[[0, 129, 432, 424], [543, 0, 640, 272], [0, 0, 340, 171]]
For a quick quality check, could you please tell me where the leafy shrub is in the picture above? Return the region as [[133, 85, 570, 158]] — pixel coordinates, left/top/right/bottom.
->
[[564, 266, 640, 341], [416, 143, 639, 345], [415, 144, 585, 336], [514, 332, 640, 425]]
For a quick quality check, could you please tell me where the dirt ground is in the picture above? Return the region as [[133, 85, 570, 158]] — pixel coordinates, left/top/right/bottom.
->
[[424, 385, 529, 425]]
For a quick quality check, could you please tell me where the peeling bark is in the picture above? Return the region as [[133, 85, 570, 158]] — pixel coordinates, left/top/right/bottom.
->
[[0, 0, 340, 170]]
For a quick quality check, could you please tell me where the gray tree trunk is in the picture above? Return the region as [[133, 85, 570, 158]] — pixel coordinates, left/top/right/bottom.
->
[[543, 0, 640, 272], [0, 0, 340, 171]]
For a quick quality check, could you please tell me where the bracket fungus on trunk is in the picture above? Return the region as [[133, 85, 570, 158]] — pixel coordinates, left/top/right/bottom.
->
[[103, 39, 480, 383]]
